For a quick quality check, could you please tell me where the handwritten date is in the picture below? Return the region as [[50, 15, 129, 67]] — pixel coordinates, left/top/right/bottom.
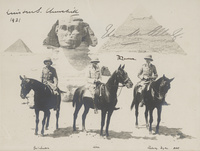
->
[[10, 18, 21, 23]]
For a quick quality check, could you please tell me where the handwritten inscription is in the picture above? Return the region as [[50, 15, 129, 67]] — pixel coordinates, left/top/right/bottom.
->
[[6, 7, 78, 15], [102, 24, 183, 41], [33, 146, 49, 150], [147, 146, 180, 150], [10, 18, 21, 23], [117, 55, 136, 61]]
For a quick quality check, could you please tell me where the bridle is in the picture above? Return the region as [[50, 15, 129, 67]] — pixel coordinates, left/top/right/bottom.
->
[[151, 83, 167, 101]]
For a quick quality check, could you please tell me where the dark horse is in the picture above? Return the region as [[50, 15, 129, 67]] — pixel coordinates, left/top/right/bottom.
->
[[130, 75, 174, 134], [19, 75, 62, 135], [72, 65, 133, 137]]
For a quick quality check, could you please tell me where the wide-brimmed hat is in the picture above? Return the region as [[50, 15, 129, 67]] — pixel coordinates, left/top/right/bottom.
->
[[144, 55, 153, 61], [90, 58, 100, 63], [44, 57, 53, 65]]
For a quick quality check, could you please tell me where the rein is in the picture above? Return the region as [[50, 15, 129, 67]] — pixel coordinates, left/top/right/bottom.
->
[[117, 86, 123, 97]]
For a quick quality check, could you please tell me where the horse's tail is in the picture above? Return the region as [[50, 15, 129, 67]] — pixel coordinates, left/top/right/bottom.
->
[[72, 89, 78, 107], [72, 87, 84, 107]]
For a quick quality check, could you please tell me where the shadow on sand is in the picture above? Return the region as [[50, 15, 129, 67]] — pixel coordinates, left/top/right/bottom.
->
[[45, 125, 192, 140], [45, 126, 156, 140], [152, 126, 193, 139]]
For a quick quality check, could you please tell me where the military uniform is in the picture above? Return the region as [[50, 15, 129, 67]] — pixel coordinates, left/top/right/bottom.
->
[[136, 55, 158, 106], [86, 63, 102, 97], [85, 58, 101, 113], [138, 63, 158, 80], [42, 66, 58, 88], [41, 58, 59, 96]]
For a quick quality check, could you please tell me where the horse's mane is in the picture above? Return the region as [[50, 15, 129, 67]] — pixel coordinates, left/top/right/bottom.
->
[[151, 77, 163, 90], [27, 78, 46, 90], [106, 70, 117, 85]]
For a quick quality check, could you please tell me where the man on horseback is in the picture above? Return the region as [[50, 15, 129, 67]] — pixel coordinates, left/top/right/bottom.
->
[[86, 57, 102, 114], [137, 55, 158, 106], [136, 55, 168, 106], [41, 57, 59, 110]]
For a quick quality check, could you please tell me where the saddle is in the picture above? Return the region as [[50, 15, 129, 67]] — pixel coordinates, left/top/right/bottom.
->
[[45, 84, 59, 96]]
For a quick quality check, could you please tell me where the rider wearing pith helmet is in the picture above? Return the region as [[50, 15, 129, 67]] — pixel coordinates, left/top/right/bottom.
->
[[90, 57, 100, 63], [144, 55, 153, 61], [43, 57, 53, 65]]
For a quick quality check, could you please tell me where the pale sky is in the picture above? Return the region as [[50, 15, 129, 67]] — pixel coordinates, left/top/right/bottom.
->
[[0, 0, 200, 55]]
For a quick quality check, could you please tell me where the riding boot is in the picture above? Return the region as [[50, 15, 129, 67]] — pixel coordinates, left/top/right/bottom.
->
[[30, 105, 35, 109], [162, 98, 169, 105]]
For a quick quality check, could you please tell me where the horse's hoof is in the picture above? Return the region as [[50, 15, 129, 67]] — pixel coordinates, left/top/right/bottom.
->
[[35, 132, 38, 135], [106, 136, 111, 140], [45, 127, 48, 130], [149, 131, 152, 135]]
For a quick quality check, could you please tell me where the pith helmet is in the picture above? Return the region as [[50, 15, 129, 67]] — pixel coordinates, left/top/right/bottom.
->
[[90, 58, 100, 63], [44, 57, 53, 65], [144, 55, 153, 61]]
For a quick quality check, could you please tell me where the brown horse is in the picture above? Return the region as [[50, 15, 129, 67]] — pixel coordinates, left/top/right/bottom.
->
[[19, 76, 63, 135], [131, 75, 174, 134], [72, 65, 133, 137]]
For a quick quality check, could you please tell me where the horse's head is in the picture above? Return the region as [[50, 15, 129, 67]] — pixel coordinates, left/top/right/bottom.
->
[[19, 75, 32, 99], [157, 75, 174, 100], [116, 65, 133, 88]]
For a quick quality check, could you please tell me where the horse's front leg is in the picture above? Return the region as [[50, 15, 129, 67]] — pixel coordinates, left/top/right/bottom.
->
[[105, 110, 114, 138], [149, 109, 154, 134], [35, 109, 39, 135], [41, 110, 48, 135], [156, 106, 162, 134], [135, 103, 139, 127], [56, 95, 61, 129], [46, 110, 50, 130], [100, 109, 106, 136], [56, 109, 60, 129], [145, 106, 149, 128], [82, 105, 90, 131]]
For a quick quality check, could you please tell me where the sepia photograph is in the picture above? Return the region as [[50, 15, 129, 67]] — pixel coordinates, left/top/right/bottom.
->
[[0, 0, 200, 150]]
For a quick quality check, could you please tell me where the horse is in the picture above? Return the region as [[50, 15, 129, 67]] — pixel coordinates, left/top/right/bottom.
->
[[72, 65, 133, 137], [19, 75, 63, 135], [130, 75, 174, 134]]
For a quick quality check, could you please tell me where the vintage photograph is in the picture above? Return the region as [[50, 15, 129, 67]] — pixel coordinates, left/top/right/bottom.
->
[[0, 0, 200, 150]]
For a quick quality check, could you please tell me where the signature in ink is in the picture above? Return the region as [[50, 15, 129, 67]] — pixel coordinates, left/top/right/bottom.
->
[[102, 24, 183, 41], [6, 7, 79, 15], [6, 7, 42, 15], [46, 7, 79, 14]]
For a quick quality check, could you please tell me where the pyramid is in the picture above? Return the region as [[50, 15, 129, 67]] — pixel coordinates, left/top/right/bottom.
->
[[4, 39, 32, 53], [98, 8, 186, 54]]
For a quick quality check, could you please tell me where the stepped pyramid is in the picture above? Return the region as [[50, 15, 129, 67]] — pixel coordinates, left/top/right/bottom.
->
[[98, 7, 186, 54], [5, 39, 32, 53]]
